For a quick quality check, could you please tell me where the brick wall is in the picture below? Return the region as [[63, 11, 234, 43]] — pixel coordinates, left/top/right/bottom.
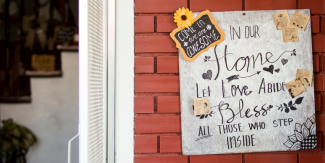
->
[[134, 0, 325, 162]]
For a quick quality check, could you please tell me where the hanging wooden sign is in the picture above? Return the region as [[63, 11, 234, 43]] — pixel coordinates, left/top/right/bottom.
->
[[54, 26, 77, 42], [170, 10, 225, 62], [179, 9, 315, 155]]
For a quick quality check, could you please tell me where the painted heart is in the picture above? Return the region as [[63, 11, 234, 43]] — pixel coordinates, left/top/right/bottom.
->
[[275, 68, 280, 73], [202, 70, 212, 80], [281, 58, 288, 65], [263, 65, 274, 74]]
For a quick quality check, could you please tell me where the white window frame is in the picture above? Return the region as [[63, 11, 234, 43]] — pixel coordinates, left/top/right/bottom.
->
[[79, 0, 134, 162]]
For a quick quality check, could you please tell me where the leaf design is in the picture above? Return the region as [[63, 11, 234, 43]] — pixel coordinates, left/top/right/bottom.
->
[[301, 124, 309, 139], [205, 114, 209, 118], [290, 141, 301, 150], [295, 123, 302, 132], [200, 115, 205, 119], [285, 108, 290, 113], [283, 103, 288, 107], [310, 116, 316, 124], [288, 134, 297, 142], [288, 101, 293, 107], [305, 119, 313, 129], [295, 130, 304, 142], [290, 106, 297, 110], [283, 140, 293, 148], [295, 97, 304, 104], [310, 124, 316, 135]]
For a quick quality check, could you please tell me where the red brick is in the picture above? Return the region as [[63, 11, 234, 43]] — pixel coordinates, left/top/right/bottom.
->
[[158, 96, 180, 113], [135, 57, 154, 73], [316, 94, 321, 111], [315, 75, 325, 91], [157, 56, 179, 73], [191, 155, 242, 163], [313, 55, 320, 72], [135, 96, 154, 113], [135, 0, 187, 13], [323, 134, 325, 150], [191, 0, 242, 12], [135, 36, 178, 53], [322, 55, 325, 71], [134, 136, 157, 153], [312, 16, 320, 33], [135, 116, 181, 133], [299, 154, 323, 163], [246, 0, 296, 10], [299, 0, 323, 14], [312, 36, 324, 52], [135, 156, 187, 163], [322, 17, 325, 33], [157, 16, 176, 33], [317, 134, 322, 151], [135, 76, 179, 93], [160, 136, 182, 153], [316, 114, 325, 131], [322, 95, 325, 111], [245, 154, 297, 163], [135, 16, 154, 33]]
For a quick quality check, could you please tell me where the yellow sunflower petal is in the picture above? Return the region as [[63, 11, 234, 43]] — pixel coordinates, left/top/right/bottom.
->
[[186, 11, 192, 17], [178, 21, 184, 28], [181, 7, 186, 15], [174, 15, 181, 21], [176, 9, 182, 16], [185, 8, 189, 13], [186, 19, 191, 26]]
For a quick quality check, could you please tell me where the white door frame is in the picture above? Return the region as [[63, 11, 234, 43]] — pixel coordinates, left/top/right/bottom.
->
[[114, 0, 134, 162]]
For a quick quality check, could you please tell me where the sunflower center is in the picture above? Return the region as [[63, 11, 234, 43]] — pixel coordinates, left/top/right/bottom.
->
[[181, 15, 187, 20]]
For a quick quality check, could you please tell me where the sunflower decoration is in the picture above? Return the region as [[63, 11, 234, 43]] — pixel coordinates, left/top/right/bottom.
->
[[174, 7, 194, 29], [283, 114, 317, 150]]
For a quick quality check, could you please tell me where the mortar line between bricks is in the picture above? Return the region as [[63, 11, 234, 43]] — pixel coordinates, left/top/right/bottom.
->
[[242, 0, 245, 11], [134, 153, 183, 156], [157, 136, 160, 153], [135, 133, 181, 136], [187, 155, 190, 163], [154, 96, 158, 113], [135, 33, 170, 36], [296, 0, 299, 9], [154, 56, 157, 73], [135, 73, 179, 76], [187, 0, 190, 10], [135, 113, 181, 116], [154, 15, 157, 33]]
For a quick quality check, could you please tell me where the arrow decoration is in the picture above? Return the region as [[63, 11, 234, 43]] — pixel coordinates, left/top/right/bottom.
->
[[226, 71, 261, 82]]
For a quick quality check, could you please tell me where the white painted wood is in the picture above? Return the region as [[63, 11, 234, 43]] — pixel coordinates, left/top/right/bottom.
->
[[107, 0, 116, 162], [180, 10, 315, 155], [78, 0, 89, 162], [115, 0, 134, 162]]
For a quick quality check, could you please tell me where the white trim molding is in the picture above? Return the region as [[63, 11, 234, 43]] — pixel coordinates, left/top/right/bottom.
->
[[115, 0, 135, 162]]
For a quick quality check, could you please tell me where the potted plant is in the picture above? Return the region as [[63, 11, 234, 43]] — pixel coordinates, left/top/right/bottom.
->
[[0, 119, 37, 163]]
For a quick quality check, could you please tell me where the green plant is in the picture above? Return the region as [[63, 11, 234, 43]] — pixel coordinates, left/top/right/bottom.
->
[[0, 119, 37, 163]]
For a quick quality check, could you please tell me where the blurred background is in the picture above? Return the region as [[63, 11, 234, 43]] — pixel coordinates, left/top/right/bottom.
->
[[0, 0, 79, 162]]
